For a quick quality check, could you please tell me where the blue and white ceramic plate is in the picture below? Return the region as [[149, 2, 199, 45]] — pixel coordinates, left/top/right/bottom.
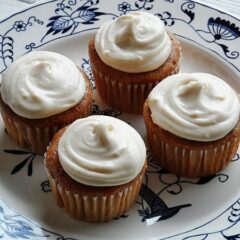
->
[[0, 0, 240, 239]]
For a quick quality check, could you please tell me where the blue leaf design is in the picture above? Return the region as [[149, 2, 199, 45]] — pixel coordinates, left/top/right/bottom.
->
[[8, 151, 36, 176], [77, 10, 95, 21], [183, 9, 195, 23], [2, 43, 13, 49], [217, 43, 239, 59], [4, 149, 30, 155], [4, 36, 13, 42], [72, 6, 105, 23], [53, 16, 74, 30], [218, 43, 229, 53], [62, 25, 74, 34], [52, 29, 63, 35], [11, 157, 30, 175], [4, 55, 13, 62], [181, 2, 195, 23], [81, 21, 95, 25], [135, 2, 140, 8], [49, 15, 61, 21], [0, 36, 14, 64], [28, 157, 33, 176], [45, 27, 55, 36], [0, 218, 37, 239], [43, 15, 75, 38]]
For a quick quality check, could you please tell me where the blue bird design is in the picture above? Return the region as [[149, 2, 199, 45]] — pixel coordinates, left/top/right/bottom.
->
[[138, 184, 191, 223]]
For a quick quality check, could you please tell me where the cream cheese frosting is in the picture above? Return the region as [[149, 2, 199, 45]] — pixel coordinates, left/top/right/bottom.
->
[[58, 116, 146, 187], [148, 73, 240, 142], [94, 12, 171, 73], [1, 51, 86, 119]]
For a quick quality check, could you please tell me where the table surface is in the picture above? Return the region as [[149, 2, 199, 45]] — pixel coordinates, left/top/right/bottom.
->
[[0, 0, 240, 19]]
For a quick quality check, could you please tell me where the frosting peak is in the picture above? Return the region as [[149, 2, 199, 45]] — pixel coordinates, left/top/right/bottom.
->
[[1, 51, 86, 119], [148, 73, 240, 141], [95, 12, 171, 73], [58, 116, 146, 187]]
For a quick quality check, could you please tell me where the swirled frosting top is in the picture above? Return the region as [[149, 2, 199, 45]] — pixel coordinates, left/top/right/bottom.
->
[[94, 12, 171, 73], [58, 116, 146, 186], [148, 73, 240, 141], [1, 51, 86, 119]]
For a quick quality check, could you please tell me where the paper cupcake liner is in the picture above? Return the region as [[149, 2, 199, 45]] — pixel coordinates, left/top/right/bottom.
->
[[92, 66, 179, 114], [146, 126, 240, 177], [1, 97, 92, 154], [46, 171, 143, 222], [2, 112, 59, 154]]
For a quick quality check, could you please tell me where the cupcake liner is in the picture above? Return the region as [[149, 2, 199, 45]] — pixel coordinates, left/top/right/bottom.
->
[[2, 111, 59, 154], [1, 96, 92, 154], [92, 66, 179, 114], [46, 170, 143, 222], [146, 118, 240, 178], [144, 101, 240, 177]]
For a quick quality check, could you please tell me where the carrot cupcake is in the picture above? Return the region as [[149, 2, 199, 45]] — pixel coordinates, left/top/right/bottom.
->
[[0, 51, 93, 154], [89, 12, 181, 114], [44, 115, 147, 222], [143, 73, 240, 177]]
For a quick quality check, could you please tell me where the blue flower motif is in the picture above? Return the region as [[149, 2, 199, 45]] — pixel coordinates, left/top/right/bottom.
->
[[118, 2, 131, 14], [43, 4, 107, 40], [208, 17, 240, 40], [13, 21, 27, 32], [156, 12, 175, 26]]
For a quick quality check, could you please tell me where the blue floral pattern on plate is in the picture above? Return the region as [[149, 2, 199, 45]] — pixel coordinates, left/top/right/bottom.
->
[[0, 198, 79, 239]]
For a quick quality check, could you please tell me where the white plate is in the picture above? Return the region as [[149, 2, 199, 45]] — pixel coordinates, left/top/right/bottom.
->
[[0, 0, 240, 239]]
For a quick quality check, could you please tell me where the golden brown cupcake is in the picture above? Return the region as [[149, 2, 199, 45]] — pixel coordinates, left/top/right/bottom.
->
[[44, 115, 147, 222], [143, 73, 240, 177], [0, 51, 93, 154], [89, 12, 181, 114]]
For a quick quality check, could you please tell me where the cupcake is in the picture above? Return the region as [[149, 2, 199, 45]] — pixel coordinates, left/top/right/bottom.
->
[[0, 51, 93, 154], [88, 12, 181, 114], [143, 73, 240, 177], [44, 115, 147, 222]]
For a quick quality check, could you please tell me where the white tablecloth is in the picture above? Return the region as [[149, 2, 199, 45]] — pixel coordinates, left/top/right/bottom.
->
[[0, 0, 240, 18]]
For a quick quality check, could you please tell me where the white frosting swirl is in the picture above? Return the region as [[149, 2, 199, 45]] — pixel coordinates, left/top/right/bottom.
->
[[95, 12, 171, 73], [58, 116, 146, 186], [148, 73, 240, 141], [1, 51, 86, 119]]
